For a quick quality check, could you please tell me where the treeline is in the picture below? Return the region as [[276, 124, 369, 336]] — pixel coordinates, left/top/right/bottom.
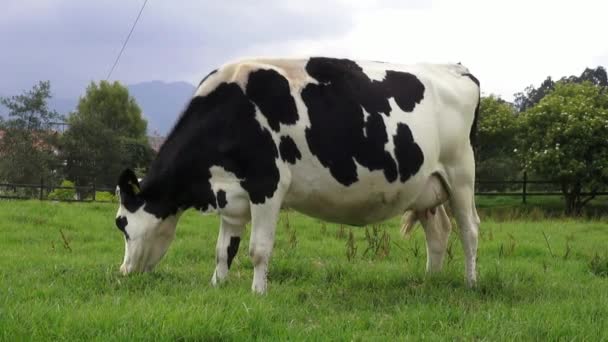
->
[[1, 66, 607, 215], [0, 80, 154, 195], [476, 66, 608, 214]]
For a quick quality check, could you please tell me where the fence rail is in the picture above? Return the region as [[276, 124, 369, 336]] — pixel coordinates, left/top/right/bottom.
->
[[475, 173, 608, 204], [0, 175, 606, 204], [0, 179, 115, 202]]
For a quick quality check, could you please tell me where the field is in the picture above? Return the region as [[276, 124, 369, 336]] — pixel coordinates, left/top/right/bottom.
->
[[1, 200, 607, 340]]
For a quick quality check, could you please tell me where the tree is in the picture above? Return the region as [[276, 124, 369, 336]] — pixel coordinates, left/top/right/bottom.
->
[[513, 77, 556, 112], [62, 81, 153, 188], [513, 66, 608, 112], [517, 82, 608, 215], [0, 81, 62, 131], [0, 81, 62, 185], [475, 95, 520, 188], [563, 66, 608, 87], [62, 118, 123, 188], [75, 81, 147, 137]]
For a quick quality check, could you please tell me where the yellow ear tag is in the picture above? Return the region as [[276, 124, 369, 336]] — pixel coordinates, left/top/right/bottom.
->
[[129, 181, 140, 195]]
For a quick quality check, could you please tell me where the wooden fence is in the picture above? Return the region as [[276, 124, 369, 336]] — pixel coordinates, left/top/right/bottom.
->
[[0, 178, 115, 202], [0, 174, 606, 204]]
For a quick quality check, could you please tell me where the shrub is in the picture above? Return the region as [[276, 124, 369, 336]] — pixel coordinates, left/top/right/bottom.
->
[[48, 180, 76, 201], [95, 191, 117, 203]]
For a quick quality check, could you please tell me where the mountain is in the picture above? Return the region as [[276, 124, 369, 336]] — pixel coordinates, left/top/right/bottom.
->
[[49, 97, 79, 117], [1, 81, 197, 135], [128, 81, 196, 135]]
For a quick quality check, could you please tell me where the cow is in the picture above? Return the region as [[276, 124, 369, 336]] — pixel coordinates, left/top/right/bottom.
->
[[114, 57, 481, 294]]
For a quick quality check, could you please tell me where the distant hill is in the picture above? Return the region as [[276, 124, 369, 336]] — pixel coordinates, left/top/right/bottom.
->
[[49, 97, 78, 117], [1, 81, 197, 135]]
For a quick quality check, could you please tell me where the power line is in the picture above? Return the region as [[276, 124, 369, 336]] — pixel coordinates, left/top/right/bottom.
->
[[105, 0, 149, 81]]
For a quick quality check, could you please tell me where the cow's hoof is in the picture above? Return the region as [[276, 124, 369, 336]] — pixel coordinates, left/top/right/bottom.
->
[[251, 283, 267, 295], [466, 276, 477, 288], [211, 270, 227, 287]]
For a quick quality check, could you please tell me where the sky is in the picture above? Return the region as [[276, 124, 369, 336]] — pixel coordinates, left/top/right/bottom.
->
[[1, 0, 607, 101]]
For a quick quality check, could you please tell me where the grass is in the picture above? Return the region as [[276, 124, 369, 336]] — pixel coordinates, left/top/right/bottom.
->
[[1, 200, 607, 340]]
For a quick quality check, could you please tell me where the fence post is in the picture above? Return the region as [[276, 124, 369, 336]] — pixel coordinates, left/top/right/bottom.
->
[[39, 177, 44, 200], [522, 171, 528, 204], [92, 180, 96, 202]]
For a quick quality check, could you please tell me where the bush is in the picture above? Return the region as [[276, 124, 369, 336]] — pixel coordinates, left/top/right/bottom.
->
[[48, 180, 76, 201], [94, 191, 117, 203]]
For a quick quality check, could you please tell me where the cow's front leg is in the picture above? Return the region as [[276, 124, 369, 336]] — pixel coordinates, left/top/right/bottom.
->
[[211, 216, 247, 286]]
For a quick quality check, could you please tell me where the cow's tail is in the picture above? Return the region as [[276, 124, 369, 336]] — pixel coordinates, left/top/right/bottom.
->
[[462, 72, 481, 153], [400, 210, 419, 238]]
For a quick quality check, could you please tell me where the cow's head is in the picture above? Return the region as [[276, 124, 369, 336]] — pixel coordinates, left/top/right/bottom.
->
[[114, 169, 178, 275]]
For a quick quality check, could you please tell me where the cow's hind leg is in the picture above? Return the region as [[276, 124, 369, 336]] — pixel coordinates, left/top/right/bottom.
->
[[211, 192, 250, 286], [447, 153, 479, 287]]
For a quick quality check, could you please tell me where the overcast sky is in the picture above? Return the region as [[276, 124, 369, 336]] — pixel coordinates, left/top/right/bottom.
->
[[2, 0, 607, 101]]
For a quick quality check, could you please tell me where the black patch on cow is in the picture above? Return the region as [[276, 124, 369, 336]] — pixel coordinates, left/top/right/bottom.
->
[[383, 71, 426, 112], [246, 69, 299, 132], [279, 136, 301, 164], [470, 100, 480, 149], [216, 190, 227, 209], [115, 216, 130, 240], [393, 123, 424, 182], [227, 236, 241, 269], [462, 72, 481, 148], [117, 169, 145, 213], [138, 81, 280, 217], [198, 69, 218, 87], [302, 57, 424, 185]]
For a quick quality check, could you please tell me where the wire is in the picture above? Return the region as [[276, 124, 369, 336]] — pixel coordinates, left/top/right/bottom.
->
[[105, 0, 149, 81]]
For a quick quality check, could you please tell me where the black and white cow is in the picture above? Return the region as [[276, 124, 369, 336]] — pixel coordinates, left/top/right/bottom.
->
[[115, 57, 480, 293]]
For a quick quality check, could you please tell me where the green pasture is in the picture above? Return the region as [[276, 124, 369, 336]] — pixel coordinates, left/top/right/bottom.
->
[[1, 200, 607, 340]]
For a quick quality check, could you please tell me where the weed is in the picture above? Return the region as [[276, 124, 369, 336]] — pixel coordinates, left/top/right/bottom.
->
[[506, 233, 517, 257], [336, 224, 347, 239], [411, 238, 421, 258], [288, 227, 298, 250], [589, 253, 608, 277], [563, 234, 574, 260], [446, 239, 454, 265], [542, 231, 555, 257], [284, 211, 291, 232], [59, 228, 72, 252], [363, 225, 390, 260], [346, 229, 357, 262]]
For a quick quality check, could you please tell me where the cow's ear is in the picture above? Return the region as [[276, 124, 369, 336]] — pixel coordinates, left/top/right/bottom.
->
[[118, 169, 141, 198]]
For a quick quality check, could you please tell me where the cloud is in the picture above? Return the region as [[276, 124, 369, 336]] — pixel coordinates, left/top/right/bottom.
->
[[243, 0, 608, 100], [1, 0, 606, 101], [0, 0, 355, 96]]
